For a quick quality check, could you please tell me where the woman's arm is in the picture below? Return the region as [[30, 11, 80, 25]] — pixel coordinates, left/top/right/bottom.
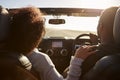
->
[[27, 46, 96, 80]]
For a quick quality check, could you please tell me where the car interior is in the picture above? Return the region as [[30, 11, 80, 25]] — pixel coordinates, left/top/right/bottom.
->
[[33, 8, 102, 73], [9, 7, 103, 74], [0, 0, 120, 80]]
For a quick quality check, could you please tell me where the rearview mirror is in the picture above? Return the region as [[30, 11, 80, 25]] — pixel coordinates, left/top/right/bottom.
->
[[49, 19, 65, 24]]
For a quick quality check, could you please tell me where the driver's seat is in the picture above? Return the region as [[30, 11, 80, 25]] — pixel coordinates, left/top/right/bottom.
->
[[81, 55, 120, 80]]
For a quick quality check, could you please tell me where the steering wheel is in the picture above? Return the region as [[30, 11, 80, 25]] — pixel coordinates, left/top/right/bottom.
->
[[75, 34, 91, 45], [73, 33, 99, 53], [62, 33, 99, 77], [75, 33, 99, 46]]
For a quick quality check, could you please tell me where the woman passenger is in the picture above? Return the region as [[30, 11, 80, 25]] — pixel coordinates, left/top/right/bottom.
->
[[9, 7, 95, 80]]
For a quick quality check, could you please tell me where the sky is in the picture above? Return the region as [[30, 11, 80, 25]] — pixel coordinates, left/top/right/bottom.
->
[[0, 0, 119, 36], [0, 0, 120, 9]]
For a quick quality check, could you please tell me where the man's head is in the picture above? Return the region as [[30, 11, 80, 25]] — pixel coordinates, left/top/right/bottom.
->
[[8, 7, 45, 54], [97, 7, 118, 45]]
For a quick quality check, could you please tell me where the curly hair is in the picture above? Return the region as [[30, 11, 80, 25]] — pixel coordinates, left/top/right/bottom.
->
[[8, 7, 45, 54]]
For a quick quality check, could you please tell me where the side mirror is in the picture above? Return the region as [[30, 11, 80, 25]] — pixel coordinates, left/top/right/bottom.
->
[[49, 19, 65, 24]]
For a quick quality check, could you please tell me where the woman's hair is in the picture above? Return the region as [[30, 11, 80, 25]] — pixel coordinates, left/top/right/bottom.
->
[[8, 7, 45, 54]]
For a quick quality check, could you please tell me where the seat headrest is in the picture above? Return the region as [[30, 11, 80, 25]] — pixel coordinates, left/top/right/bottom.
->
[[113, 8, 120, 45], [0, 6, 10, 42], [0, 52, 32, 71], [82, 54, 120, 80]]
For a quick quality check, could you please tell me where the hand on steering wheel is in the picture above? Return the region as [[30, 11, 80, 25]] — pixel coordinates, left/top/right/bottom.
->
[[89, 33, 99, 45], [75, 33, 99, 45]]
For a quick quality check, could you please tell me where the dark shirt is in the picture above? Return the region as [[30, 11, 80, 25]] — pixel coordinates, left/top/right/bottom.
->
[[80, 44, 120, 79]]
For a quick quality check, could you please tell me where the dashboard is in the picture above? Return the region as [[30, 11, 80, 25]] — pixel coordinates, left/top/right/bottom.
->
[[38, 37, 92, 73], [38, 38, 73, 73]]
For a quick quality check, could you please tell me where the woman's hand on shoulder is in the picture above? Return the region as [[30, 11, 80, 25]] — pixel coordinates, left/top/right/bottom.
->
[[74, 45, 96, 60]]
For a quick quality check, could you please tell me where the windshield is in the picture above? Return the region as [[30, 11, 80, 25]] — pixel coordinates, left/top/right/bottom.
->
[[1, 0, 119, 38], [44, 15, 99, 38]]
